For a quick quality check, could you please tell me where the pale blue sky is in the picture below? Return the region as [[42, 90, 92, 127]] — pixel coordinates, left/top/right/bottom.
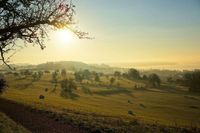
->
[[13, 0, 200, 66]]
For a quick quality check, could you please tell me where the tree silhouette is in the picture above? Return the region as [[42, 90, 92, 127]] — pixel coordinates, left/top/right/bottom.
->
[[60, 79, 77, 98], [61, 69, 67, 78], [183, 71, 200, 92], [94, 73, 100, 83], [0, 0, 87, 68], [114, 71, 121, 79], [127, 68, 141, 80], [51, 70, 59, 91], [110, 77, 115, 86], [148, 73, 161, 87], [74, 72, 83, 83]]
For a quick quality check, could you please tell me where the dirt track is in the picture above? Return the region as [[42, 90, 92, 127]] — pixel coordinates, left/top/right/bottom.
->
[[0, 98, 86, 133]]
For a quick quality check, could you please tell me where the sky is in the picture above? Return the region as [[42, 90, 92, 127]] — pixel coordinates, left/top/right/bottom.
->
[[11, 0, 200, 68]]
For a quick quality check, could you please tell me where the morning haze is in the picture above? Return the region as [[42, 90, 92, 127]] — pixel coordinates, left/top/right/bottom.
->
[[0, 0, 200, 133], [11, 0, 200, 69]]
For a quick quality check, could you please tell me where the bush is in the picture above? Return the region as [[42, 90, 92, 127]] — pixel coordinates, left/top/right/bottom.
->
[[45, 88, 48, 92], [128, 100, 132, 104], [39, 95, 45, 99], [139, 104, 146, 108], [128, 110, 134, 116]]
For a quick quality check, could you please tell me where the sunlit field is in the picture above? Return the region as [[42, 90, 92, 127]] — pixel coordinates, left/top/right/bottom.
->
[[1, 0, 200, 133], [2, 70, 200, 131]]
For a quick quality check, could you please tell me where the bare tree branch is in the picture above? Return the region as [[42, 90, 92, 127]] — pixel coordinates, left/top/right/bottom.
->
[[0, 0, 88, 69]]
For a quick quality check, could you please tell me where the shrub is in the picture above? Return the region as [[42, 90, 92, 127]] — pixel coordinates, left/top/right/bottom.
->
[[45, 88, 48, 92], [128, 100, 132, 104], [139, 104, 146, 108], [39, 95, 45, 99], [128, 110, 134, 116], [44, 70, 50, 73]]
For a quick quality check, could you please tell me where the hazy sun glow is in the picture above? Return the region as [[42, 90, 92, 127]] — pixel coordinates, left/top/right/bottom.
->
[[12, 0, 200, 68], [56, 29, 74, 44]]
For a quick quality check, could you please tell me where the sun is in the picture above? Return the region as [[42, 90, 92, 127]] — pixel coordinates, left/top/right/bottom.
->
[[56, 29, 74, 44]]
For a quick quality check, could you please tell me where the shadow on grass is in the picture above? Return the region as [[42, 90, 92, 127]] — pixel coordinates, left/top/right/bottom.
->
[[61, 92, 80, 100], [81, 86, 93, 95], [184, 95, 200, 101], [159, 84, 181, 93], [14, 82, 33, 90], [94, 87, 133, 97], [135, 84, 189, 95]]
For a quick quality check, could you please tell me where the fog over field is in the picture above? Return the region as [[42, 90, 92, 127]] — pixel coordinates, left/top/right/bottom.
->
[[108, 62, 200, 70], [0, 0, 200, 133]]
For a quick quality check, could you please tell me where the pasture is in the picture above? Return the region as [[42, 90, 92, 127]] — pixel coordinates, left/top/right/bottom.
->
[[1, 72, 200, 130]]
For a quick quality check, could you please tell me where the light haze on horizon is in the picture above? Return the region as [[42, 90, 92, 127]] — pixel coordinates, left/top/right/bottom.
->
[[10, 0, 200, 69]]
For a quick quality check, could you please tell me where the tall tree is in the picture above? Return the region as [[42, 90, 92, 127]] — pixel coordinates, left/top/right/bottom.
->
[[51, 70, 59, 91], [74, 72, 83, 83], [148, 73, 161, 87], [60, 79, 77, 97], [94, 73, 100, 83], [183, 71, 200, 92], [61, 69, 67, 78], [0, 0, 87, 68], [110, 77, 115, 86], [114, 71, 121, 79], [127, 68, 141, 80]]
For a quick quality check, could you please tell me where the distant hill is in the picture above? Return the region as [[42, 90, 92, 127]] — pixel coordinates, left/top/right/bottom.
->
[[0, 61, 117, 74], [36, 61, 113, 72], [0, 61, 187, 80]]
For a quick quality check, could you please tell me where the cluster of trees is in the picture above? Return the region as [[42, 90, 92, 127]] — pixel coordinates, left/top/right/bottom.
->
[[51, 69, 67, 82], [148, 73, 161, 87], [20, 69, 33, 76], [183, 70, 200, 92], [11, 69, 44, 81], [51, 70, 59, 91], [73, 68, 161, 88], [60, 79, 77, 98], [74, 69, 101, 83], [167, 70, 200, 92], [32, 71, 43, 81], [121, 69, 140, 80], [115, 68, 161, 88]]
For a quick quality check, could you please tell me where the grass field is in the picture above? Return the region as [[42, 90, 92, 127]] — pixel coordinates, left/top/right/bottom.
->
[[0, 112, 30, 133], [1, 73, 200, 132]]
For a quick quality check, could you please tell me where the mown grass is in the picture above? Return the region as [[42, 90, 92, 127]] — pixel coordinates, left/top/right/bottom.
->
[[0, 112, 30, 133], [1, 73, 200, 132]]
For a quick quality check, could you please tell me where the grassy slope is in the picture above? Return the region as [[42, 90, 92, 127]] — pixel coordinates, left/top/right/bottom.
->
[[0, 112, 30, 133], [2, 74, 200, 129]]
